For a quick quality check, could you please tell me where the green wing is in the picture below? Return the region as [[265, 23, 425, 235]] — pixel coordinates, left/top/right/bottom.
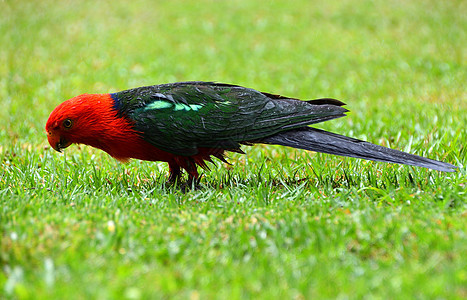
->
[[112, 82, 347, 156]]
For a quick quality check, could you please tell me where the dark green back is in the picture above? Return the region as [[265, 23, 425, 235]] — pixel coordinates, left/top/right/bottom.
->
[[111, 82, 347, 156]]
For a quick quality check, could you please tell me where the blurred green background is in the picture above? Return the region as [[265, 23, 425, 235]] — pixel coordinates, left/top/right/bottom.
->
[[2, 0, 465, 144], [1, 0, 466, 299]]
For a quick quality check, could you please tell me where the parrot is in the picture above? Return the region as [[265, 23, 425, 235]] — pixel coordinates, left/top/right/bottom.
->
[[45, 81, 457, 183]]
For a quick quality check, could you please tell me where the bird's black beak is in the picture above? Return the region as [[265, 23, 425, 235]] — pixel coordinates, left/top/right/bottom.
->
[[47, 130, 72, 153], [58, 137, 70, 153], [53, 137, 71, 153]]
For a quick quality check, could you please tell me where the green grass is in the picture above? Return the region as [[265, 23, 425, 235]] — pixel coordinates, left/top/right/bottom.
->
[[1, 0, 466, 298]]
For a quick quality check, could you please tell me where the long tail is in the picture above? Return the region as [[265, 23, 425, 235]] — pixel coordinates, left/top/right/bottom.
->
[[260, 127, 457, 172]]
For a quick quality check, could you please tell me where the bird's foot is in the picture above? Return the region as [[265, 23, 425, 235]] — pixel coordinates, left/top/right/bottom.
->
[[180, 176, 202, 192]]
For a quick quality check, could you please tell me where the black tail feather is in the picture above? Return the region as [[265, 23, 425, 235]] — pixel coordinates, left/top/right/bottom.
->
[[260, 127, 457, 172]]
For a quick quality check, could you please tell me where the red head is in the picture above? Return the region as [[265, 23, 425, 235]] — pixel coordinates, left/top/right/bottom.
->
[[45, 93, 139, 158]]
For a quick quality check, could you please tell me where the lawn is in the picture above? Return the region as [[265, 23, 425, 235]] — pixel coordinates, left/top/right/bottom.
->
[[1, 0, 466, 298]]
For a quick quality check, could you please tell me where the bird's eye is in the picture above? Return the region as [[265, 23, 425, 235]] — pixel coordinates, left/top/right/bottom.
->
[[63, 119, 73, 129]]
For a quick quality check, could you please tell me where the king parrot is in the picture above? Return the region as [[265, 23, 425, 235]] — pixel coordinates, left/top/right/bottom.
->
[[45, 81, 457, 182]]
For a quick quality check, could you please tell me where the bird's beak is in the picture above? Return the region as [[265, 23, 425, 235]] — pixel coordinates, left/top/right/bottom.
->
[[47, 132, 72, 153]]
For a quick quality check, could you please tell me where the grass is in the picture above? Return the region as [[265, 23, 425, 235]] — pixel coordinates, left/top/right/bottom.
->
[[1, 0, 466, 298]]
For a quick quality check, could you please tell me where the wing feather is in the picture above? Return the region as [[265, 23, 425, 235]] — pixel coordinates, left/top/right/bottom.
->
[[112, 82, 347, 156]]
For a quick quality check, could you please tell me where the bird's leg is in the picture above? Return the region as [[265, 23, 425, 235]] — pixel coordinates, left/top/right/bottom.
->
[[167, 162, 182, 184], [186, 174, 201, 187], [182, 159, 202, 191]]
